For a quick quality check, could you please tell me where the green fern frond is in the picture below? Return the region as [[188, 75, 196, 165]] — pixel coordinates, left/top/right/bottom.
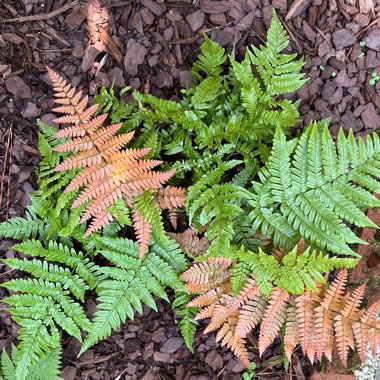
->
[[173, 291, 199, 352], [0, 212, 43, 240], [133, 190, 166, 242], [3, 259, 88, 301], [190, 76, 223, 110], [2, 275, 88, 380], [27, 347, 62, 380], [249, 123, 380, 256], [108, 199, 132, 226], [234, 245, 358, 296], [1, 348, 16, 380], [12, 240, 101, 289], [192, 34, 226, 78], [249, 10, 307, 95], [80, 236, 186, 354]]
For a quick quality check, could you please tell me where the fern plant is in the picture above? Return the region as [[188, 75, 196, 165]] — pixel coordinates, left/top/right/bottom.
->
[[90, 10, 380, 369], [0, 80, 187, 379], [181, 257, 380, 368], [2, 9, 380, 377], [1, 346, 62, 380]]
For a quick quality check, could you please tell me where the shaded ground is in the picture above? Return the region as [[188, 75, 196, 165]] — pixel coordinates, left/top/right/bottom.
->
[[1, 0, 380, 379]]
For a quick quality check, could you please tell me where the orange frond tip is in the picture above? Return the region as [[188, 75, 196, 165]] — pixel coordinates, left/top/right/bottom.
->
[[259, 288, 289, 356], [168, 227, 210, 257], [83, 211, 113, 237], [132, 209, 152, 259], [156, 186, 187, 210]]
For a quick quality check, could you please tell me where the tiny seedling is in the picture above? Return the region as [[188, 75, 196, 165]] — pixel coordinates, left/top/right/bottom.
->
[[370, 72, 380, 85], [319, 65, 325, 71], [331, 72, 337, 78], [358, 41, 366, 59], [242, 362, 257, 380]]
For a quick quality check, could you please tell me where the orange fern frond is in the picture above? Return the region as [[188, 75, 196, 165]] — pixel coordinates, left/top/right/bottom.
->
[[320, 268, 348, 311], [333, 285, 366, 366], [205, 295, 234, 333], [259, 288, 289, 356], [52, 95, 89, 114], [295, 286, 322, 355], [54, 104, 99, 124], [54, 123, 122, 153], [181, 262, 380, 369], [188, 288, 225, 308], [84, 210, 114, 237], [168, 227, 210, 257], [341, 284, 366, 320], [54, 114, 108, 138], [357, 300, 380, 356], [155, 186, 186, 210], [352, 321, 370, 363], [132, 209, 152, 259], [65, 164, 110, 192], [46, 67, 185, 251], [168, 210, 178, 229], [283, 305, 299, 361], [208, 257, 233, 270], [194, 304, 217, 320], [314, 306, 334, 361], [217, 314, 250, 368], [180, 260, 230, 293], [236, 295, 268, 338], [312, 270, 349, 361], [334, 314, 355, 367], [206, 278, 258, 334]]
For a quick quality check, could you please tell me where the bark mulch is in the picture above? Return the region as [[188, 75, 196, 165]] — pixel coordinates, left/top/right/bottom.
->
[[1, 0, 380, 379]]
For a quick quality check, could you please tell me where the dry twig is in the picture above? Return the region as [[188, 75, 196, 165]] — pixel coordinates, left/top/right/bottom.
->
[[0, 124, 13, 221], [2, 0, 81, 23]]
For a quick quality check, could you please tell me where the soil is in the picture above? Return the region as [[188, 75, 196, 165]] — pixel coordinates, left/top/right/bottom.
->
[[1, 0, 380, 379]]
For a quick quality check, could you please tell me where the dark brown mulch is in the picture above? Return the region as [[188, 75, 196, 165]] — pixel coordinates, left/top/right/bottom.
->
[[1, 0, 380, 379]]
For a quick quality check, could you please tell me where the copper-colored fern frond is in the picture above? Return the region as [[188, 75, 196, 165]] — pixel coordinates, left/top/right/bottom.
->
[[46, 67, 185, 253], [320, 268, 348, 311], [168, 210, 178, 229], [155, 186, 186, 210], [217, 314, 250, 368], [259, 288, 289, 356], [207, 277, 258, 334], [188, 288, 224, 308], [236, 294, 268, 339], [295, 287, 321, 356], [180, 260, 230, 293], [132, 208, 152, 259], [168, 227, 210, 257], [283, 305, 300, 361], [182, 261, 380, 369]]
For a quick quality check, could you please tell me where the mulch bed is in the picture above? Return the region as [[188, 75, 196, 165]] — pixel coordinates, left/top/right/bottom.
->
[[1, 0, 380, 379]]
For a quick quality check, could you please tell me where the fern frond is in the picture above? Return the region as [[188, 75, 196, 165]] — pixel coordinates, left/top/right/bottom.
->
[[181, 260, 231, 293], [182, 258, 380, 369], [248, 10, 306, 96], [0, 213, 43, 240], [249, 123, 380, 256], [2, 274, 89, 380], [192, 34, 226, 78], [283, 305, 299, 361], [155, 186, 186, 210], [12, 240, 100, 289], [46, 68, 182, 245], [259, 288, 289, 355], [167, 228, 210, 257], [80, 236, 185, 354], [173, 292, 199, 352]]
